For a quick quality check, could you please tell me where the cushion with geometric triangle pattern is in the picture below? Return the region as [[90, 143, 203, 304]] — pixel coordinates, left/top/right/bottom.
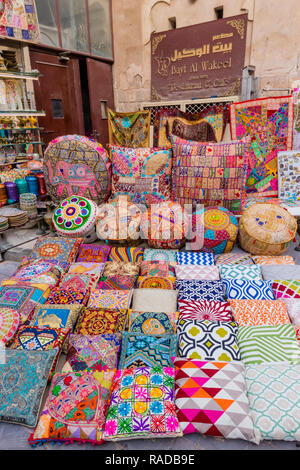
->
[[172, 358, 260, 443]]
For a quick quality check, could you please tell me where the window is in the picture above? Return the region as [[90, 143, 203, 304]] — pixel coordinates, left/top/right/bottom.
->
[[35, 0, 59, 47], [214, 6, 224, 19], [51, 99, 64, 118], [88, 0, 113, 59], [58, 0, 89, 53]]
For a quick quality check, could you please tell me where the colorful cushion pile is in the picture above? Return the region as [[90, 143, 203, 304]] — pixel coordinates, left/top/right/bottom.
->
[[1, 229, 300, 448]]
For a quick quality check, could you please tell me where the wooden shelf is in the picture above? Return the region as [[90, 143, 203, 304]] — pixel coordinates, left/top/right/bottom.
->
[[0, 142, 43, 147], [0, 111, 45, 117], [0, 71, 41, 80], [0, 127, 43, 131]]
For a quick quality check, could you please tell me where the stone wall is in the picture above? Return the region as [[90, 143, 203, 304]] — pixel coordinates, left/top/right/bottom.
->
[[111, 0, 300, 111]]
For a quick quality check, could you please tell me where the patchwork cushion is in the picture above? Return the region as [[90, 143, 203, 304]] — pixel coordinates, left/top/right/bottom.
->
[[12, 260, 62, 288], [68, 262, 105, 277], [176, 280, 225, 302], [229, 299, 290, 326], [46, 288, 89, 306], [88, 289, 132, 310], [178, 300, 232, 322], [140, 261, 175, 278], [131, 288, 178, 313], [215, 253, 254, 265], [29, 369, 115, 446], [62, 333, 121, 373], [137, 276, 175, 289], [103, 261, 139, 277], [252, 255, 295, 265], [282, 298, 300, 324], [29, 236, 82, 270], [59, 273, 98, 291], [261, 265, 300, 280], [104, 366, 182, 441], [175, 265, 219, 280], [223, 279, 275, 300], [76, 244, 111, 263], [171, 135, 248, 214], [272, 280, 300, 298], [108, 246, 144, 264], [128, 310, 177, 335], [219, 265, 262, 280], [177, 319, 240, 361], [110, 145, 173, 206], [237, 324, 300, 364], [176, 251, 215, 266], [119, 331, 177, 369], [74, 308, 128, 335], [31, 303, 82, 331], [8, 325, 69, 378], [143, 248, 178, 265], [98, 275, 137, 290], [245, 363, 300, 441], [0, 307, 20, 344], [0, 285, 50, 324], [173, 358, 259, 443], [0, 349, 56, 427]]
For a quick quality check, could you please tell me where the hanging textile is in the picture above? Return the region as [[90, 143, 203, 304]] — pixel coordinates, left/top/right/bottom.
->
[[107, 108, 151, 148]]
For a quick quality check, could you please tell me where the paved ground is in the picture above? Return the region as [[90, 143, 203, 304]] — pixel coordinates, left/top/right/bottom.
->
[[1, 234, 300, 451]]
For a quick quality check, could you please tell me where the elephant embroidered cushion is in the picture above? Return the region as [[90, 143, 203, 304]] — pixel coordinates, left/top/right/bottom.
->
[[177, 319, 240, 361], [222, 279, 275, 300], [140, 261, 175, 278], [143, 248, 178, 265], [110, 145, 173, 206], [229, 299, 290, 326], [0, 285, 50, 324], [119, 331, 177, 369], [46, 288, 90, 306], [245, 363, 300, 441], [59, 273, 98, 291], [43, 134, 111, 205], [76, 243, 111, 263], [29, 236, 83, 270], [178, 300, 233, 322], [272, 280, 300, 298], [219, 265, 262, 281], [237, 324, 300, 364], [128, 310, 178, 335], [175, 280, 225, 302], [98, 275, 137, 290], [68, 262, 105, 277], [173, 358, 259, 443], [74, 308, 128, 335], [62, 333, 121, 373], [103, 261, 140, 278], [108, 246, 145, 264], [29, 369, 116, 446], [137, 276, 176, 290], [31, 303, 82, 331], [88, 289, 132, 310], [175, 265, 220, 280], [214, 253, 254, 265], [103, 366, 182, 441], [7, 325, 70, 379], [176, 251, 215, 266], [0, 349, 57, 427]]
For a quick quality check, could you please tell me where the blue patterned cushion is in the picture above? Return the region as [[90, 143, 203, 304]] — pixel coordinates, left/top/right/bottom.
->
[[0, 349, 56, 427], [143, 248, 178, 265], [175, 280, 225, 302], [219, 265, 262, 280], [176, 251, 215, 265], [119, 331, 177, 369], [223, 279, 275, 300], [177, 319, 241, 361]]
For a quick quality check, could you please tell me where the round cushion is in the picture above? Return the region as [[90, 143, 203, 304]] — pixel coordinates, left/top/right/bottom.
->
[[52, 195, 97, 237], [201, 206, 238, 254], [96, 196, 142, 245], [140, 200, 190, 249], [43, 135, 111, 205], [0, 307, 20, 343], [239, 202, 297, 255]]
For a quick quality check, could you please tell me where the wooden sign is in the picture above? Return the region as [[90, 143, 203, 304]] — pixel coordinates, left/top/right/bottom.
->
[[151, 14, 247, 101]]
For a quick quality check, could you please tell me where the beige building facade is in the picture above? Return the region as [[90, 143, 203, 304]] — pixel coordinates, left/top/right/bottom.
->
[[111, 0, 300, 111]]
